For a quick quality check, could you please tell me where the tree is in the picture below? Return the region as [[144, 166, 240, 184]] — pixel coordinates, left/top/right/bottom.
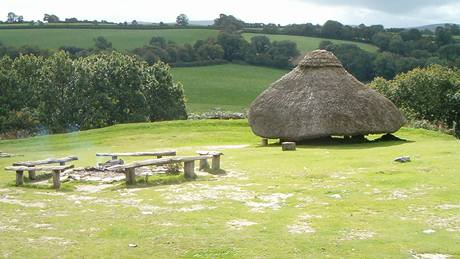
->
[[262, 23, 279, 34], [373, 52, 399, 79], [149, 36, 168, 48], [321, 20, 344, 39], [400, 29, 422, 41], [7, 12, 19, 23], [217, 32, 248, 61], [214, 14, 245, 32], [94, 36, 112, 50], [176, 14, 189, 26], [372, 32, 392, 51], [43, 14, 60, 23], [131, 20, 138, 25], [319, 40, 333, 50], [325, 43, 375, 82], [435, 27, 454, 46]]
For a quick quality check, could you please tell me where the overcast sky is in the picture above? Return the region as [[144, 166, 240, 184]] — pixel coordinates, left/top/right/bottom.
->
[[2, 0, 460, 28]]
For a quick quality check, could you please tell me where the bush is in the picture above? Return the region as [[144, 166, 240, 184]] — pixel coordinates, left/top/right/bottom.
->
[[0, 51, 187, 135], [370, 65, 460, 131]]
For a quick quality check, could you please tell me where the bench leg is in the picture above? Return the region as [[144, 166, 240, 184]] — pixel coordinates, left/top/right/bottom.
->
[[199, 159, 210, 171], [125, 168, 136, 185], [212, 155, 220, 170], [16, 171, 24, 186], [184, 161, 196, 179], [52, 170, 61, 189], [28, 170, 36, 180]]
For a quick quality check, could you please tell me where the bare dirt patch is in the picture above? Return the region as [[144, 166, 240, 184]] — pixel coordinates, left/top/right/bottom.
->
[[339, 229, 375, 241], [245, 193, 293, 213], [287, 214, 320, 234]]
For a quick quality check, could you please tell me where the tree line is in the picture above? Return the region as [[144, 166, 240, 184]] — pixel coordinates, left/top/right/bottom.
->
[[0, 52, 187, 136]]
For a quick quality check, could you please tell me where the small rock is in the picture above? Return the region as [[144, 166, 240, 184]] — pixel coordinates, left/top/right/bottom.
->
[[394, 156, 411, 163], [329, 194, 342, 199], [128, 244, 137, 248], [423, 229, 436, 234]]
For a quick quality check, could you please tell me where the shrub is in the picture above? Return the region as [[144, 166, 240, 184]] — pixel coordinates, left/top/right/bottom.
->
[[0, 51, 187, 136], [370, 65, 460, 131]]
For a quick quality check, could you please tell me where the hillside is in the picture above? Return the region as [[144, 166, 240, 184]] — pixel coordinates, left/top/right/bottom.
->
[[243, 33, 378, 53], [0, 28, 219, 49], [411, 23, 460, 32], [172, 64, 287, 112], [0, 28, 378, 53], [0, 120, 458, 258]]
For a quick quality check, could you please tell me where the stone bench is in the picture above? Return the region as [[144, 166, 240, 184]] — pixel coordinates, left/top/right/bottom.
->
[[11, 156, 78, 181], [107, 155, 220, 185], [96, 151, 176, 160], [5, 164, 75, 189], [196, 151, 224, 170]]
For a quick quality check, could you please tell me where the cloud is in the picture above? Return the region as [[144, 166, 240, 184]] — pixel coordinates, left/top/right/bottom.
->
[[298, 0, 459, 14]]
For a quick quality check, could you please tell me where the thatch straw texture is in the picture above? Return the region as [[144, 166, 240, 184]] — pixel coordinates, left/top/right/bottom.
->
[[248, 50, 405, 141]]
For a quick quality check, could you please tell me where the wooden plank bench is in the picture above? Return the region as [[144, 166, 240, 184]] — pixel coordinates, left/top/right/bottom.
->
[[107, 155, 219, 185], [196, 151, 224, 170], [96, 151, 176, 160], [12, 156, 78, 181], [5, 164, 74, 189]]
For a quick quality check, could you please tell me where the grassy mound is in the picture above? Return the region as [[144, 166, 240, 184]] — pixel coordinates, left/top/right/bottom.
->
[[0, 120, 458, 258]]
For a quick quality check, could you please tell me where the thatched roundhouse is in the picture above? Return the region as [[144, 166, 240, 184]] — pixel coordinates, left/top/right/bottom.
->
[[248, 50, 405, 141]]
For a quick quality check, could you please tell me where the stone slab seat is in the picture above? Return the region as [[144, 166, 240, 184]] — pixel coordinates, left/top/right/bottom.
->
[[96, 151, 176, 160], [5, 164, 74, 189], [196, 151, 224, 170], [106, 155, 216, 185], [11, 156, 78, 182]]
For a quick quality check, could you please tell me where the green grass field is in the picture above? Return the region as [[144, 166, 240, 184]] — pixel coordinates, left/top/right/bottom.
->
[[0, 120, 458, 258], [243, 33, 379, 53], [0, 28, 219, 50], [0, 28, 378, 53], [172, 64, 287, 112]]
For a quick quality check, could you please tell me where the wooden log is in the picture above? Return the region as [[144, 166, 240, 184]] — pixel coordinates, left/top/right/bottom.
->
[[96, 151, 176, 158], [5, 164, 74, 172], [261, 138, 268, 146], [52, 170, 61, 189], [183, 161, 196, 179], [282, 142, 296, 151], [125, 168, 136, 185], [16, 171, 24, 186], [28, 165, 36, 180], [13, 156, 78, 167], [199, 159, 210, 170], [211, 155, 221, 170]]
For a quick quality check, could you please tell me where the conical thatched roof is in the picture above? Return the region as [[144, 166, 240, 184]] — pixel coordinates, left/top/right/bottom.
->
[[248, 50, 405, 141]]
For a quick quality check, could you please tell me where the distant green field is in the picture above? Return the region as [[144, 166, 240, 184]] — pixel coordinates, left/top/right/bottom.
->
[[243, 33, 378, 53], [0, 28, 219, 49], [172, 64, 287, 112]]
